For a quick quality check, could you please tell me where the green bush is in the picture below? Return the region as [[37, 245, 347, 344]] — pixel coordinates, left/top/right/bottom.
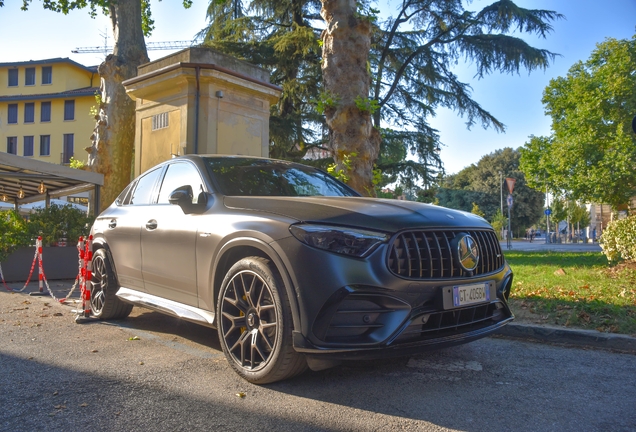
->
[[0, 210, 30, 263], [27, 204, 94, 247], [600, 215, 636, 263]]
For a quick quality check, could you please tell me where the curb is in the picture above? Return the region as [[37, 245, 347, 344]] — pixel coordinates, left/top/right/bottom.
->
[[496, 322, 636, 353]]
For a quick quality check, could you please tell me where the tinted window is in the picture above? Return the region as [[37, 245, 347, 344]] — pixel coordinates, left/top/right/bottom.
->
[[7, 137, 17, 154], [24, 103, 35, 123], [205, 158, 358, 197], [23, 136, 34, 156], [40, 135, 50, 156], [41, 102, 51, 122], [25, 68, 35, 86], [8, 69, 18, 86], [8, 104, 18, 124], [64, 100, 75, 121], [158, 162, 205, 204], [42, 66, 52, 84], [129, 168, 162, 205]]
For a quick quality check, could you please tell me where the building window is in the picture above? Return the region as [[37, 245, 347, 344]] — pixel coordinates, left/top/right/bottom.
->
[[41, 101, 51, 122], [8, 104, 18, 124], [7, 137, 17, 154], [8, 69, 18, 87], [24, 103, 35, 123], [23, 136, 34, 157], [25, 67, 36, 86], [152, 112, 169, 130], [62, 134, 74, 164], [40, 135, 51, 156], [42, 66, 52, 85], [64, 100, 75, 121]]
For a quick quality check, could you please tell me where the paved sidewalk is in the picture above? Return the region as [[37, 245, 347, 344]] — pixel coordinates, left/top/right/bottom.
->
[[500, 239, 602, 252]]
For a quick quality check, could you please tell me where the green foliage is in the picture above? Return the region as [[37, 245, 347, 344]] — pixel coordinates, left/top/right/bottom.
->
[[520, 36, 636, 209], [471, 202, 485, 218], [26, 204, 94, 247], [600, 215, 636, 263], [69, 157, 86, 170], [327, 152, 357, 184], [437, 148, 544, 234], [354, 96, 380, 114], [315, 91, 340, 115], [490, 210, 508, 240], [0, 211, 30, 263]]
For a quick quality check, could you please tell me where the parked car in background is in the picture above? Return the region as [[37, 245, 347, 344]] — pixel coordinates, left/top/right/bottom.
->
[[89, 155, 514, 383]]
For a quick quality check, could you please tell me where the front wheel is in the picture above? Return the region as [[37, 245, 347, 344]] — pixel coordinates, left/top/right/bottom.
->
[[217, 257, 306, 384], [91, 249, 133, 320]]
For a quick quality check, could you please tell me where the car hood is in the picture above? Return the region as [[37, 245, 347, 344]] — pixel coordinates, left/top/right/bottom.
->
[[224, 196, 492, 232]]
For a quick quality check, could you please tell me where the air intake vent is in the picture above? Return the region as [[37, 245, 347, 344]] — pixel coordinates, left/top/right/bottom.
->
[[387, 230, 504, 279]]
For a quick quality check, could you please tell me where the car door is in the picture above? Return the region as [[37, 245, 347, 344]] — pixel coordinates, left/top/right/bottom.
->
[[140, 161, 205, 306], [105, 167, 163, 292]]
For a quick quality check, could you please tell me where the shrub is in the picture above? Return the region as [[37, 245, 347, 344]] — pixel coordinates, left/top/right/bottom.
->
[[600, 215, 636, 263], [0, 210, 30, 263], [26, 204, 94, 247]]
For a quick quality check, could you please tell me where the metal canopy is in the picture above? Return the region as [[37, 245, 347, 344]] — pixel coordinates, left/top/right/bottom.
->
[[0, 152, 103, 214]]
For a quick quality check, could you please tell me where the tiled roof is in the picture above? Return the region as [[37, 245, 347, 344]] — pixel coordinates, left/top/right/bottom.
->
[[0, 87, 100, 102], [0, 58, 98, 73]]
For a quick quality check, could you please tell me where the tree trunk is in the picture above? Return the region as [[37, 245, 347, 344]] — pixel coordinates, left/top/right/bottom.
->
[[320, 0, 380, 196], [88, 0, 149, 210]]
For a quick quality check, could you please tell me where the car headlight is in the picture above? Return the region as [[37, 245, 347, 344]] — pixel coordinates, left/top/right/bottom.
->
[[289, 224, 389, 257]]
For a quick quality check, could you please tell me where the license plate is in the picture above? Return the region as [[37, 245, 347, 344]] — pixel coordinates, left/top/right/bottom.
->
[[452, 283, 490, 307]]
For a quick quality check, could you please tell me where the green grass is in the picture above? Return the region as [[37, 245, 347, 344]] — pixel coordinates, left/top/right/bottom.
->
[[504, 251, 636, 336]]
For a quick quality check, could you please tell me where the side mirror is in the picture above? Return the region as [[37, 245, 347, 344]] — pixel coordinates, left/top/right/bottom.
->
[[168, 185, 193, 208]]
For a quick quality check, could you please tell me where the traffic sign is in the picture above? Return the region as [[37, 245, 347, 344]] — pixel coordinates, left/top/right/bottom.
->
[[544, 208, 552, 216], [507, 194, 513, 208], [505, 177, 516, 194]]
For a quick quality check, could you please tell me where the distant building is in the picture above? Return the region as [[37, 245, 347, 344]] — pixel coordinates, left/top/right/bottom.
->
[[0, 58, 100, 165]]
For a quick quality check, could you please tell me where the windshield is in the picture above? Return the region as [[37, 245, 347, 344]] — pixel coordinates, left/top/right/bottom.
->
[[204, 157, 359, 197]]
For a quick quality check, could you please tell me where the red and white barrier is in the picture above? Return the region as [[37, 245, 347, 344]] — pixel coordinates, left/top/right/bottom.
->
[[1, 236, 93, 319]]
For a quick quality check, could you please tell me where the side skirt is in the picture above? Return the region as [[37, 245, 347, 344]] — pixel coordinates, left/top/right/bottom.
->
[[116, 287, 216, 328]]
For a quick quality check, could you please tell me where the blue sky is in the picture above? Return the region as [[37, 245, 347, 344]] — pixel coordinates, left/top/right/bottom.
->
[[1, 0, 634, 174]]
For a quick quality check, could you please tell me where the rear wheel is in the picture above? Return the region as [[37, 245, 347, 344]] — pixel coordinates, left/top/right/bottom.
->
[[217, 257, 306, 384], [91, 249, 133, 320]]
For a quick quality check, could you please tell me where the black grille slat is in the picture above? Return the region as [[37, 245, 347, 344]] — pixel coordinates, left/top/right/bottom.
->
[[387, 229, 504, 280]]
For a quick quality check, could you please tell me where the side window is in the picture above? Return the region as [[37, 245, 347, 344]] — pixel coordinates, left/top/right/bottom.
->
[[157, 162, 205, 204], [129, 168, 162, 205]]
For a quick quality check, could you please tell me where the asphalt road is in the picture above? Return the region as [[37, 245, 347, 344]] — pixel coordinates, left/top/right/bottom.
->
[[1, 287, 635, 432]]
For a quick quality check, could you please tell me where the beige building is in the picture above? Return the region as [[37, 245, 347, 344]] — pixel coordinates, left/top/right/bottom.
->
[[0, 58, 99, 165], [123, 47, 281, 175]]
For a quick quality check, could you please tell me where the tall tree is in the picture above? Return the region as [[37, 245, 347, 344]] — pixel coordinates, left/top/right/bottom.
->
[[200, 0, 325, 161], [321, 0, 561, 194], [437, 147, 544, 233], [18, 0, 192, 210], [520, 36, 636, 210]]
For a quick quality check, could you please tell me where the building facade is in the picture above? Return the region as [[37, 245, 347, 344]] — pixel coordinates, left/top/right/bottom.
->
[[0, 58, 100, 165]]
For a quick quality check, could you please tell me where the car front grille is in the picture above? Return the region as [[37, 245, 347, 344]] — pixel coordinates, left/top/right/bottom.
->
[[392, 302, 508, 344], [387, 229, 504, 279]]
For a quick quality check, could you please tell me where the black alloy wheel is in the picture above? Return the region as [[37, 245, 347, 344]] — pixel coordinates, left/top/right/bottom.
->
[[217, 257, 306, 384], [90, 249, 132, 320]]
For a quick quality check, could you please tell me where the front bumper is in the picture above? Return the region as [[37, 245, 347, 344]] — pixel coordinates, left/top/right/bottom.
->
[[272, 235, 514, 359]]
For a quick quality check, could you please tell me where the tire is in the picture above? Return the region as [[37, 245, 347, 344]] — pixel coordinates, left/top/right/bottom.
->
[[217, 257, 307, 384], [90, 248, 133, 320]]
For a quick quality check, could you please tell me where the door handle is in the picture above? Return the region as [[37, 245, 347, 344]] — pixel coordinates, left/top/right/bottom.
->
[[145, 220, 158, 230], [108, 219, 117, 229]]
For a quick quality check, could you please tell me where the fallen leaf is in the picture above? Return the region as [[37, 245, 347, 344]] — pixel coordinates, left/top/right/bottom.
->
[[128, 336, 140, 341], [91, 349, 98, 353], [53, 313, 63, 317], [554, 268, 566, 276], [54, 405, 66, 410], [236, 392, 246, 398], [53, 391, 58, 396], [139, 361, 144, 365], [80, 403, 88, 407], [22, 301, 31, 305]]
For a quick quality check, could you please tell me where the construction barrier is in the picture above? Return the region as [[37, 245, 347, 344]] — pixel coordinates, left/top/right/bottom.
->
[[1, 236, 93, 320]]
